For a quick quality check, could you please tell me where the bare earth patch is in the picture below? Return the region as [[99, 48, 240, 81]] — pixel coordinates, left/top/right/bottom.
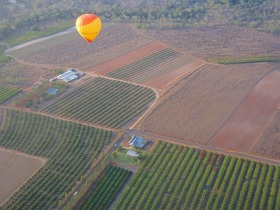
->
[[251, 111, 280, 160], [139, 63, 272, 144], [209, 71, 280, 152], [142, 25, 280, 59], [0, 148, 46, 206]]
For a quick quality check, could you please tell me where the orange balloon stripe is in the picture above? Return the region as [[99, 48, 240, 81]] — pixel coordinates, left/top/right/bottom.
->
[[77, 14, 98, 27]]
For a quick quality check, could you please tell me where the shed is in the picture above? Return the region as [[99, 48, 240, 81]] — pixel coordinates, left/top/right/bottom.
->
[[126, 150, 139, 157], [129, 136, 148, 149], [47, 87, 58, 95]]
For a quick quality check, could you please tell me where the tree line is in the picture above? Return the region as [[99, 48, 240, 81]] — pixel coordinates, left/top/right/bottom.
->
[[0, 0, 279, 40]]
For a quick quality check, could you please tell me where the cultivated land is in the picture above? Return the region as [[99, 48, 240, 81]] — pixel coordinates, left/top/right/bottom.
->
[[115, 142, 280, 210], [0, 86, 21, 104], [0, 148, 46, 206], [88, 41, 205, 90], [210, 71, 280, 152], [106, 48, 205, 90], [1, 22, 280, 209], [6, 24, 152, 70], [251, 111, 280, 160], [0, 108, 112, 210], [139, 63, 272, 144], [77, 166, 132, 210], [142, 25, 280, 60], [41, 77, 156, 129]]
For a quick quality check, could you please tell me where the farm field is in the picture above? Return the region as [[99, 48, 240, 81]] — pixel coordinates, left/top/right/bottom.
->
[[115, 141, 280, 210], [78, 166, 132, 210], [210, 71, 280, 152], [142, 25, 280, 61], [0, 108, 112, 210], [0, 60, 46, 88], [139, 63, 272, 144], [86, 41, 168, 75], [106, 47, 205, 90], [41, 77, 156, 129], [0, 148, 46, 206], [251, 111, 280, 160], [6, 24, 152, 70], [0, 86, 21, 104]]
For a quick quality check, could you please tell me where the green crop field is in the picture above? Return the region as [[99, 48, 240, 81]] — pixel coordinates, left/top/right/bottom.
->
[[78, 166, 132, 210], [41, 77, 156, 129], [115, 142, 280, 210], [0, 86, 21, 104], [107, 48, 182, 81], [0, 108, 112, 210]]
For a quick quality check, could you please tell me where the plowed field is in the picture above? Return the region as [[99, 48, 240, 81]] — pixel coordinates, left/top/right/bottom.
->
[[139, 63, 272, 144], [0, 148, 46, 206], [251, 111, 280, 159], [86, 41, 167, 75], [210, 71, 280, 152]]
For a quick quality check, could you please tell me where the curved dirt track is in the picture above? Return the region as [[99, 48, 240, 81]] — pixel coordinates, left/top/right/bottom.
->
[[209, 70, 280, 152]]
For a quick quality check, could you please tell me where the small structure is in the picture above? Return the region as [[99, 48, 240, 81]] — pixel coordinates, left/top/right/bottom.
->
[[129, 136, 148, 149], [49, 68, 84, 83], [47, 87, 58, 95], [126, 150, 139, 157]]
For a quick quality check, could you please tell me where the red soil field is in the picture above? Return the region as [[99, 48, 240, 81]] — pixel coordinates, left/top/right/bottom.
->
[[86, 41, 167, 75], [209, 71, 280, 152], [139, 63, 272, 144]]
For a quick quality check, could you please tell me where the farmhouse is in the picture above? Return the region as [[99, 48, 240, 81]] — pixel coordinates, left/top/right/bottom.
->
[[129, 136, 148, 149], [49, 68, 84, 83]]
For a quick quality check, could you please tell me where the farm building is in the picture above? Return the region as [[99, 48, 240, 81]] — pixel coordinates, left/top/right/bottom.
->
[[129, 136, 148, 149], [50, 68, 84, 83], [47, 87, 58, 95], [126, 150, 139, 157]]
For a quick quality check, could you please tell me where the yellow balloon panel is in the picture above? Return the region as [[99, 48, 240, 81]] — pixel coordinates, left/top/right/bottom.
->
[[76, 14, 102, 43]]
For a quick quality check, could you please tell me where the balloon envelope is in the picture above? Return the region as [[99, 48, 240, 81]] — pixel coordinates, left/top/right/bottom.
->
[[76, 14, 102, 43]]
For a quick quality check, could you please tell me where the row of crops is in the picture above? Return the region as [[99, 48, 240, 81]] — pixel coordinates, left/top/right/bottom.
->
[[107, 48, 182, 81], [115, 141, 280, 210], [0, 86, 21, 104], [79, 166, 132, 210], [41, 77, 156, 129], [0, 108, 112, 210]]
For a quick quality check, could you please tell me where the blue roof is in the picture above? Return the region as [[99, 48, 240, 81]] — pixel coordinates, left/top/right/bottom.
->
[[130, 136, 147, 148], [47, 87, 58, 95]]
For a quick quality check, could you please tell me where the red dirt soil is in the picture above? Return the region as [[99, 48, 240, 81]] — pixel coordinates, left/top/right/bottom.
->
[[86, 41, 167, 76], [209, 71, 280, 152]]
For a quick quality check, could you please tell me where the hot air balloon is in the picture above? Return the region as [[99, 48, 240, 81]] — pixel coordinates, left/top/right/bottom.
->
[[75, 14, 102, 43]]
